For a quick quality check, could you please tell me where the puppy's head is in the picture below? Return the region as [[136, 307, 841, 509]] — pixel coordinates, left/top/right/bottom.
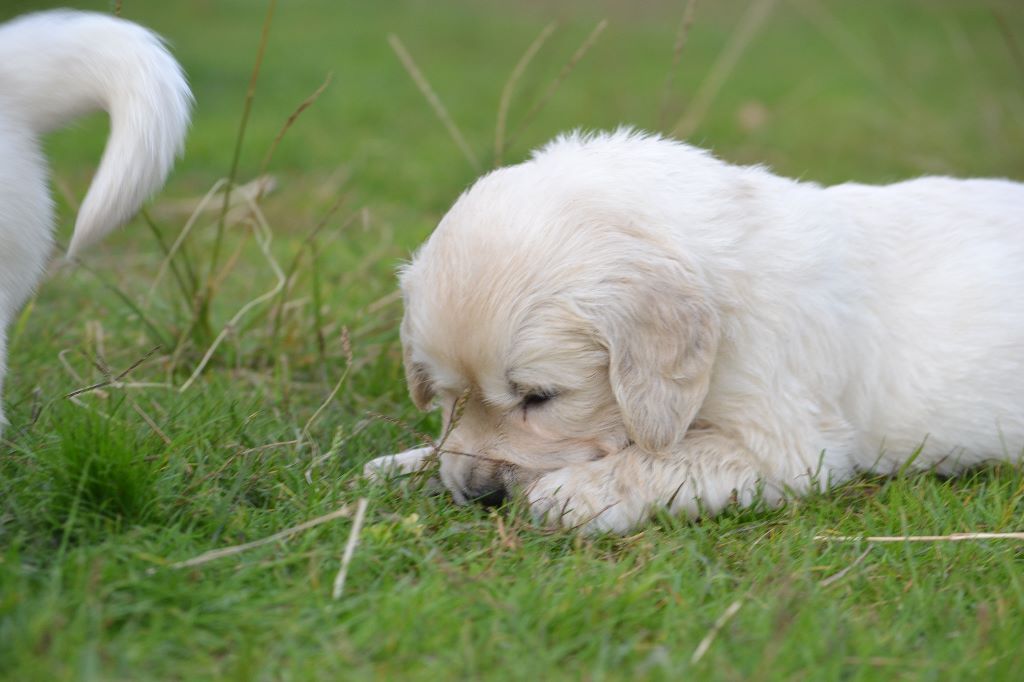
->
[[400, 132, 720, 504]]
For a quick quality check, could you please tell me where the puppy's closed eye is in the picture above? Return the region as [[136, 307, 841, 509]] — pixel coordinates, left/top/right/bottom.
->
[[522, 389, 559, 410]]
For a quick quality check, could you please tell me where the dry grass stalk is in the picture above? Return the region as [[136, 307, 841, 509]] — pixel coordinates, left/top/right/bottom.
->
[[671, 0, 776, 138], [166, 503, 354, 570], [156, 176, 276, 221], [206, 230, 249, 294], [258, 71, 334, 199], [363, 289, 402, 316], [388, 34, 481, 171], [56, 351, 113, 420], [58, 349, 86, 385], [365, 412, 435, 454], [182, 439, 302, 497], [61, 340, 175, 443], [131, 402, 172, 445], [657, 0, 699, 129], [507, 19, 609, 151], [207, 0, 278, 287], [65, 346, 161, 399], [264, 194, 354, 361], [992, 10, 1024, 85], [691, 599, 744, 664], [494, 21, 559, 165], [815, 532, 1024, 543], [332, 497, 369, 599], [301, 327, 352, 440], [145, 178, 228, 308], [304, 419, 377, 483], [179, 192, 286, 392], [818, 547, 872, 587], [494, 515, 522, 551]]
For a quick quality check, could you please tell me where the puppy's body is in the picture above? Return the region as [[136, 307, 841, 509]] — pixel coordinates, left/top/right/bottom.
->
[[0, 11, 191, 434], [371, 130, 1024, 533]]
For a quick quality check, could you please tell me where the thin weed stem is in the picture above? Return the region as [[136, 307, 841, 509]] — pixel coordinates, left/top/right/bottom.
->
[[388, 34, 481, 171], [495, 22, 558, 166], [204, 0, 278, 304], [657, 0, 698, 130], [671, 0, 776, 138], [258, 71, 334, 200], [506, 19, 608, 151]]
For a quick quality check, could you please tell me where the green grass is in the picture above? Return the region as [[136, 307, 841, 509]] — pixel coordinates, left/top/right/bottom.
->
[[2, 0, 1024, 679]]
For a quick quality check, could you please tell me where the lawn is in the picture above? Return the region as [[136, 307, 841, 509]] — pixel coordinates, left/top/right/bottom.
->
[[2, 0, 1024, 679]]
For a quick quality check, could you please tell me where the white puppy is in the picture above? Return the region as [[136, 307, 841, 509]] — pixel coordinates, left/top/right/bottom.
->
[[0, 11, 191, 436], [367, 128, 1024, 534]]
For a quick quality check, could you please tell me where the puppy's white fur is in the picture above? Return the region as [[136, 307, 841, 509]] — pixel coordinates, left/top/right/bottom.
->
[[369, 129, 1024, 534], [0, 10, 191, 435]]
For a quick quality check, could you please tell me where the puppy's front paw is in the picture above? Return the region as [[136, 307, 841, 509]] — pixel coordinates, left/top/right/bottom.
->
[[363, 446, 438, 484], [526, 467, 645, 535]]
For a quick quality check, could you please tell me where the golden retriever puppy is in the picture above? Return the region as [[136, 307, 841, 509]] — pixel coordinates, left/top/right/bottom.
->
[[367, 129, 1024, 534]]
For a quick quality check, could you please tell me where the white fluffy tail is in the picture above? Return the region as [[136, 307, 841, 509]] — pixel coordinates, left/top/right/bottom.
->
[[0, 10, 192, 256]]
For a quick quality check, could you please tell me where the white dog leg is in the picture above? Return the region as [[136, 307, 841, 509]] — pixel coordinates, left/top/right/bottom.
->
[[363, 445, 442, 491], [527, 431, 786, 534], [0, 329, 7, 439]]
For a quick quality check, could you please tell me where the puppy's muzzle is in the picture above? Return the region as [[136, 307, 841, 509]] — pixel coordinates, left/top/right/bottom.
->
[[470, 486, 508, 508], [442, 455, 520, 508]]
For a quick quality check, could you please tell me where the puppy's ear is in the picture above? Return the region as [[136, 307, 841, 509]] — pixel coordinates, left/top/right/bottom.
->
[[404, 357, 434, 410], [400, 315, 434, 410], [587, 257, 719, 453]]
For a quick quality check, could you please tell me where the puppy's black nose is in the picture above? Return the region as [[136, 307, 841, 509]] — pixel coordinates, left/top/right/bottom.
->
[[473, 486, 507, 508]]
